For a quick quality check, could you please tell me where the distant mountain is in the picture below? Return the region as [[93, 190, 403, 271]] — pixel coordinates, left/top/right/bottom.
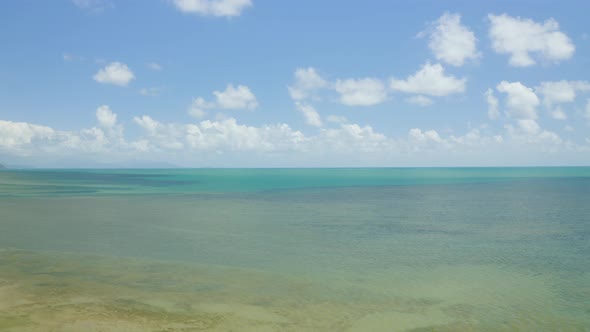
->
[[0, 163, 5, 169]]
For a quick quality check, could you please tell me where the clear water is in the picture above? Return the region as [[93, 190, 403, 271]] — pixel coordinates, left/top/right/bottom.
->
[[0, 168, 589, 331]]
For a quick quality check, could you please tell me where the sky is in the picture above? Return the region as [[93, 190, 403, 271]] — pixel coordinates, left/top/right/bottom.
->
[[1, 0, 590, 167]]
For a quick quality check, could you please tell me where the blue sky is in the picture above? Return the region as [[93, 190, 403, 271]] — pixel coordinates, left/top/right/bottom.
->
[[1, 0, 589, 167]]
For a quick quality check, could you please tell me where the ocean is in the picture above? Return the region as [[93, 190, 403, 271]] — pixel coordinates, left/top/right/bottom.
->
[[0, 168, 589, 331]]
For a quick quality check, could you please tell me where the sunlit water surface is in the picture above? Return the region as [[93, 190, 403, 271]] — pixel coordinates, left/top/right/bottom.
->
[[0, 168, 589, 331]]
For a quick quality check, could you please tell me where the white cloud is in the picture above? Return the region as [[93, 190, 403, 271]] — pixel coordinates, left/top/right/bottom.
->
[[289, 67, 389, 107], [535, 80, 590, 107], [96, 105, 117, 128], [186, 84, 257, 119], [139, 87, 162, 97], [390, 62, 466, 97], [533, 81, 590, 121], [295, 102, 322, 127], [95, 105, 123, 141], [214, 84, 258, 110], [447, 129, 504, 147], [503, 122, 562, 146], [488, 14, 575, 67], [289, 65, 463, 108], [516, 119, 541, 135], [585, 100, 590, 123], [188, 97, 211, 119], [0, 107, 129, 157], [133, 116, 185, 150], [133, 115, 160, 135], [188, 119, 301, 152], [288, 67, 387, 107], [2, 113, 589, 167], [502, 121, 565, 150], [408, 128, 442, 143], [172, 0, 252, 17], [135, 115, 305, 154], [496, 81, 539, 120], [485, 88, 500, 120], [184, 118, 306, 152], [63, 53, 85, 62], [0, 120, 55, 149], [406, 95, 433, 107], [321, 124, 387, 153], [147, 62, 162, 71], [423, 12, 479, 66], [334, 78, 387, 106], [93, 62, 135, 87], [288, 67, 328, 101], [326, 115, 348, 124], [551, 107, 567, 120]]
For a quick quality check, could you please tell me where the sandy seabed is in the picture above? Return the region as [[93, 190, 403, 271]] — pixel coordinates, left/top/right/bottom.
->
[[0, 249, 588, 332]]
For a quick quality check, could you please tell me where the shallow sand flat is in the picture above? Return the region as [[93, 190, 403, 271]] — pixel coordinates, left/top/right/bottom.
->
[[0, 249, 441, 331], [0, 249, 588, 331], [0, 250, 440, 331]]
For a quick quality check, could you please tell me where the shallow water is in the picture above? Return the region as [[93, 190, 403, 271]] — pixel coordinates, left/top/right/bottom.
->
[[0, 168, 589, 331]]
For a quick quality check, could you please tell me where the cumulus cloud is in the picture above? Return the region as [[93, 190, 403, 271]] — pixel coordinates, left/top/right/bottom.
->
[[288, 68, 387, 108], [295, 102, 322, 127], [320, 123, 387, 153], [0, 106, 128, 157], [2, 112, 587, 167], [408, 128, 442, 143], [133, 115, 185, 150], [133, 115, 160, 135], [187, 118, 306, 152], [96, 105, 117, 128], [326, 115, 348, 124], [93, 62, 135, 87], [532, 81, 590, 121], [406, 95, 433, 107], [188, 97, 211, 119], [172, 0, 252, 17], [492, 81, 574, 143], [187, 84, 258, 118], [503, 119, 563, 149], [288, 67, 328, 101], [488, 14, 575, 67], [535, 80, 590, 107], [485, 88, 500, 120], [289, 68, 389, 107], [585, 100, 590, 123], [132, 116, 308, 153], [422, 12, 479, 66], [515, 119, 541, 135], [95, 105, 123, 141], [0, 121, 55, 150], [550, 108, 567, 120], [496, 81, 539, 120], [390, 62, 466, 97], [334, 78, 387, 106], [214, 84, 258, 110]]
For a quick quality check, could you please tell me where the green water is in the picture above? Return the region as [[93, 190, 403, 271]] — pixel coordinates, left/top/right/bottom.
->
[[0, 168, 589, 331]]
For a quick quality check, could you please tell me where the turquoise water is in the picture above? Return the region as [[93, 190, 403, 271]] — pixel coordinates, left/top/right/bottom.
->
[[0, 168, 589, 331]]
